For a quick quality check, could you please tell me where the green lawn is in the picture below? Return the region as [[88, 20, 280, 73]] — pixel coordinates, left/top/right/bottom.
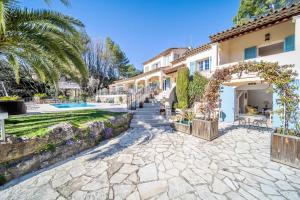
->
[[5, 109, 122, 138]]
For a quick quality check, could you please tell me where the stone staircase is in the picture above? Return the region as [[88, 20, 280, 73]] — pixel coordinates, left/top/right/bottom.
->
[[130, 100, 170, 128]]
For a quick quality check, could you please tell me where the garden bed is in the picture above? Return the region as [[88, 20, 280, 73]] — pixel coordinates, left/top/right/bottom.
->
[[0, 111, 132, 185], [192, 119, 219, 141], [172, 121, 191, 134], [5, 109, 122, 138], [271, 132, 300, 169]]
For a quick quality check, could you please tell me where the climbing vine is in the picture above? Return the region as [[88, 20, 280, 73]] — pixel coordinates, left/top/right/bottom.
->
[[199, 61, 299, 134]]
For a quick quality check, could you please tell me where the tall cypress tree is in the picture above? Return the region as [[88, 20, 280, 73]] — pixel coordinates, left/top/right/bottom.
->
[[176, 68, 189, 109]]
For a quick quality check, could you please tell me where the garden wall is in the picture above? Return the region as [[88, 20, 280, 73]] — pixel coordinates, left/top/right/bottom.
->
[[0, 113, 132, 185]]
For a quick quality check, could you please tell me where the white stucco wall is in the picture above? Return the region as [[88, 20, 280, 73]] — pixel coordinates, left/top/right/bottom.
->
[[294, 15, 300, 79], [218, 21, 295, 65], [143, 49, 187, 72]]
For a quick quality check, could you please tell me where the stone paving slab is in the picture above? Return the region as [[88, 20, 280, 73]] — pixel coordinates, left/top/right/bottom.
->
[[1, 124, 300, 200]]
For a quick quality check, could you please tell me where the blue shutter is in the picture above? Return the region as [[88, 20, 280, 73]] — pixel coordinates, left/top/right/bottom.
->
[[189, 62, 195, 76], [244, 46, 257, 60], [205, 59, 210, 70], [220, 85, 235, 122], [208, 57, 212, 71], [284, 35, 295, 52], [166, 78, 170, 89]]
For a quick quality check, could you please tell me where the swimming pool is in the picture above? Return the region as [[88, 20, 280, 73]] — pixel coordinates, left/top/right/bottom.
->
[[51, 103, 96, 108]]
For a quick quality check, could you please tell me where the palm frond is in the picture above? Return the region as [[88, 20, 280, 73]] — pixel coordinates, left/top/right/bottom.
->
[[0, 5, 87, 85]]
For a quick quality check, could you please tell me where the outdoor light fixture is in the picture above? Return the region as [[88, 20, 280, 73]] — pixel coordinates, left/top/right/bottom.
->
[[265, 33, 271, 41]]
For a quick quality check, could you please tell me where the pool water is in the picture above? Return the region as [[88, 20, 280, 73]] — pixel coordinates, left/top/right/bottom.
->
[[51, 103, 96, 108]]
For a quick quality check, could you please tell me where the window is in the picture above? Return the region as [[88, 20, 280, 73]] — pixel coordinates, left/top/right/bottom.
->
[[163, 78, 171, 91], [198, 58, 210, 71], [258, 42, 284, 57], [174, 54, 180, 60], [144, 66, 149, 72], [151, 62, 160, 70], [284, 35, 295, 52], [165, 55, 171, 65], [244, 46, 257, 60]]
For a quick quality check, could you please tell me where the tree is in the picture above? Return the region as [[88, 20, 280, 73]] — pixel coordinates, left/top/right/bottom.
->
[[233, 0, 296, 25], [0, 62, 55, 97], [0, 0, 71, 35], [83, 37, 139, 96], [176, 67, 189, 109], [188, 72, 208, 107], [105, 37, 140, 79], [0, 0, 88, 86], [125, 64, 142, 78]]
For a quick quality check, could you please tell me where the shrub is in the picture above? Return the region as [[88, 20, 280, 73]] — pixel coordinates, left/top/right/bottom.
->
[[188, 72, 208, 107], [0, 95, 20, 101], [80, 92, 89, 102], [58, 95, 65, 100], [0, 174, 6, 185], [34, 93, 47, 99], [176, 67, 189, 109]]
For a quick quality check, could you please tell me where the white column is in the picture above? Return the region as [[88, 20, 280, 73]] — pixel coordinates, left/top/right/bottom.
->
[[211, 43, 218, 71], [145, 78, 148, 93], [293, 15, 300, 78], [159, 74, 163, 90], [134, 80, 138, 93]]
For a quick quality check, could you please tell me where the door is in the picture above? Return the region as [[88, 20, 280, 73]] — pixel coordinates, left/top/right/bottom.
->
[[220, 85, 235, 122]]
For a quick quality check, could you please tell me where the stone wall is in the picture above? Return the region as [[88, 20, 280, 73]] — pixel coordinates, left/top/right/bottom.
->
[[0, 113, 132, 185]]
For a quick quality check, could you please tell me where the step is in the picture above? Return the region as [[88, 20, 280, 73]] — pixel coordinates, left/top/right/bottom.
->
[[137, 107, 160, 110], [130, 122, 171, 128], [134, 110, 159, 115], [142, 105, 161, 108], [132, 115, 166, 120], [131, 119, 168, 124]]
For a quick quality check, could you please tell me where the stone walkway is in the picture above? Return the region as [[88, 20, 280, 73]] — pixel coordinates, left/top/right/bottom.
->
[[1, 124, 300, 200]]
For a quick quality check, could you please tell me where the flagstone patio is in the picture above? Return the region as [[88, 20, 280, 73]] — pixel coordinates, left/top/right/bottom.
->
[[1, 124, 300, 200]]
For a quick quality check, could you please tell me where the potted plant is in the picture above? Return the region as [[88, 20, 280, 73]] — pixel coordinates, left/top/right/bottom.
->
[[139, 101, 144, 108], [33, 93, 47, 104], [144, 97, 149, 103], [270, 81, 300, 169], [271, 127, 300, 169], [172, 109, 193, 134], [0, 96, 27, 115]]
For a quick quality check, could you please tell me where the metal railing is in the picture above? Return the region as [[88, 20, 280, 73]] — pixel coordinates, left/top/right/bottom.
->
[[126, 90, 151, 110]]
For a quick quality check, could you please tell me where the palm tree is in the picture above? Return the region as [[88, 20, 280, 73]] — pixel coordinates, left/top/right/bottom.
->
[[0, 0, 87, 86]]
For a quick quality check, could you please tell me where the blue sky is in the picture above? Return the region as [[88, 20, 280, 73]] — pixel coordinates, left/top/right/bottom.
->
[[22, 0, 240, 70]]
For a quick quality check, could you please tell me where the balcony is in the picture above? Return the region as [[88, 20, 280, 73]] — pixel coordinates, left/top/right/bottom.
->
[[216, 50, 298, 81]]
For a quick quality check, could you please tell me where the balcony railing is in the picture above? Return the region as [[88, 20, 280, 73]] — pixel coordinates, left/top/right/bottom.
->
[[215, 51, 298, 80]]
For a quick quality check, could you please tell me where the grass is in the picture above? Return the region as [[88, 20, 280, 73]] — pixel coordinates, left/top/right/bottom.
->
[[5, 109, 123, 138]]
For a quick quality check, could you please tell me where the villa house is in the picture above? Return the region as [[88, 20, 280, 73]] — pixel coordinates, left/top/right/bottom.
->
[[109, 48, 188, 98], [173, 3, 300, 124], [109, 3, 300, 125]]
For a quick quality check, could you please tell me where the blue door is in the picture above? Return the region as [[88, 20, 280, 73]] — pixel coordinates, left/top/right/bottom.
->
[[220, 85, 235, 122]]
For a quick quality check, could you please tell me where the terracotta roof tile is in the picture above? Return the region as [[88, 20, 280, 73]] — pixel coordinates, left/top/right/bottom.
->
[[143, 48, 188, 65], [163, 64, 187, 74], [171, 43, 212, 64], [210, 3, 300, 42]]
